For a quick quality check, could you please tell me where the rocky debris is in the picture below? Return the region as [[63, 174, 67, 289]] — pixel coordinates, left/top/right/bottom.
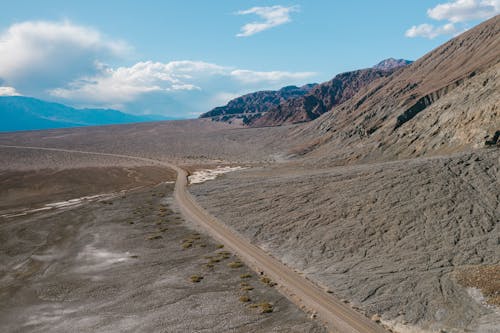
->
[[484, 130, 500, 147], [456, 265, 500, 306]]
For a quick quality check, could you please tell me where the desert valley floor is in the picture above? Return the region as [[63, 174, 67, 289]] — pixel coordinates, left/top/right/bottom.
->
[[0, 119, 498, 333]]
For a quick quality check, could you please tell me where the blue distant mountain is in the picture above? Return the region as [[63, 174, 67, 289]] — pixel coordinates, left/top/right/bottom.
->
[[0, 96, 175, 132]]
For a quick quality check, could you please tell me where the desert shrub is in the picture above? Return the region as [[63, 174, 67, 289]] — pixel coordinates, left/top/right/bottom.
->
[[249, 302, 273, 313], [260, 277, 271, 284], [239, 295, 251, 302], [228, 261, 243, 268], [190, 275, 203, 283], [147, 234, 162, 240]]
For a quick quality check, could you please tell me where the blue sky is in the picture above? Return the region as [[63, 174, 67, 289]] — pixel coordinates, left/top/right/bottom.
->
[[0, 0, 498, 117]]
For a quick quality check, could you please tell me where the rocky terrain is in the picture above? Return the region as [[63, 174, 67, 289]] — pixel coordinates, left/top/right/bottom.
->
[[199, 84, 316, 124], [191, 148, 500, 333], [291, 16, 500, 165], [186, 17, 500, 333], [249, 68, 399, 127]]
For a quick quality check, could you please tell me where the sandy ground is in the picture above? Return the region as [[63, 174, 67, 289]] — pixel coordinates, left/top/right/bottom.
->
[[0, 165, 325, 333], [189, 166, 247, 185]]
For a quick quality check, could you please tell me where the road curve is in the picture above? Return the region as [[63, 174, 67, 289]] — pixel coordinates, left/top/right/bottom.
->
[[0, 144, 388, 333]]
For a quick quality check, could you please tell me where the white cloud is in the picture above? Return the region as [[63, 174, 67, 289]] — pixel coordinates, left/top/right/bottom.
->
[[50, 60, 316, 108], [405, 23, 457, 39], [0, 20, 129, 92], [405, 0, 499, 39], [230, 69, 315, 84], [236, 5, 299, 37], [428, 0, 500, 22], [211, 92, 244, 106], [0, 86, 21, 96]]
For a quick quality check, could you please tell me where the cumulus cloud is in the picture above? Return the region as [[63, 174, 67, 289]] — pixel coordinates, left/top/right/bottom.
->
[[405, 23, 457, 39], [0, 86, 21, 96], [50, 60, 316, 109], [428, 0, 500, 22], [405, 0, 499, 39], [0, 20, 129, 93], [236, 5, 299, 37], [230, 69, 315, 84]]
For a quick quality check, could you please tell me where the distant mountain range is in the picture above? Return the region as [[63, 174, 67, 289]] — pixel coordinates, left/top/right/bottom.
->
[[0, 96, 172, 132], [200, 84, 317, 124], [199, 58, 412, 126]]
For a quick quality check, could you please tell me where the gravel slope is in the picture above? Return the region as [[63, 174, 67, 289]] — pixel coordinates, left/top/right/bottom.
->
[[191, 148, 500, 332]]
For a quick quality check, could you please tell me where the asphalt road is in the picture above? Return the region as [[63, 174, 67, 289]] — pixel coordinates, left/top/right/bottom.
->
[[0, 144, 388, 333]]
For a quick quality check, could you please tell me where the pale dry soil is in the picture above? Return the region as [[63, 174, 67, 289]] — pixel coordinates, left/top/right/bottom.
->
[[0, 166, 325, 333], [191, 148, 500, 333]]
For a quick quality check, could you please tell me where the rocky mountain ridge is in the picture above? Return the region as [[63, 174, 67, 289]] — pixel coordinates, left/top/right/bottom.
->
[[248, 67, 399, 127], [200, 58, 412, 126]]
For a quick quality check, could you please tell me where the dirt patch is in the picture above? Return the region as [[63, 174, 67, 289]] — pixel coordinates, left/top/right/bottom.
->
[[456, 265, 500, 306]]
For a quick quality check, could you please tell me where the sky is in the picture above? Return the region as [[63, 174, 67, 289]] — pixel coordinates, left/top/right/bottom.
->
[[0, 0, 498, 118]]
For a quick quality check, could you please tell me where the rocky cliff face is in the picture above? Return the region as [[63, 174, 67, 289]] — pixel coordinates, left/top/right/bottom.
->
[[199, 84, 316, 124]]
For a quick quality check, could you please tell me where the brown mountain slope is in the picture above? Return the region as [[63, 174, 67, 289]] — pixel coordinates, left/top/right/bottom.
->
[[249, 68, 398, 127], [292, 15, 500, 165]]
